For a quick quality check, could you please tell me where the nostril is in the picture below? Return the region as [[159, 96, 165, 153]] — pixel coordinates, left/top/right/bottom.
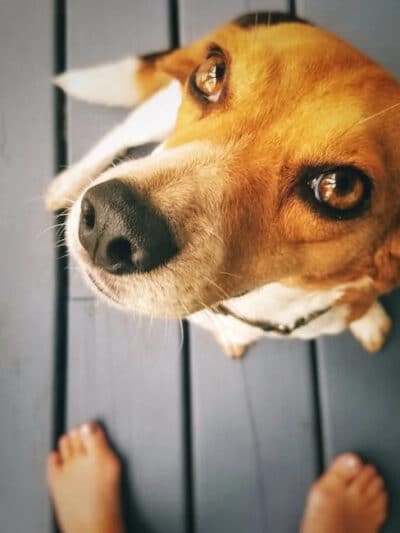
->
[[105, 237, 151, 274], [81, 198, 95, 230], [106, 238, 132, 268]]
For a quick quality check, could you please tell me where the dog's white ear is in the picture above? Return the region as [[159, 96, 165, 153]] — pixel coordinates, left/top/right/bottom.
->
[[53, 49, 179, 108], [54, 57, 140, 107]]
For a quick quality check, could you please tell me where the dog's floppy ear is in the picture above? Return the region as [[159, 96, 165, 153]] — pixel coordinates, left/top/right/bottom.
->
[[373, 225, 400, 293], [54, 46, 197, 108]]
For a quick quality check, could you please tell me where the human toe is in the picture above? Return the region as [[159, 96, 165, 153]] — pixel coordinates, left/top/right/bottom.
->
[[58, 435, 73, 462], [323, 453, 362, 485], [369, 492, 388, 527], [68, 427, 86, 455], [364, 475, 385, 502], [351, 464, 378, 494], [79, 423, 107, 451]]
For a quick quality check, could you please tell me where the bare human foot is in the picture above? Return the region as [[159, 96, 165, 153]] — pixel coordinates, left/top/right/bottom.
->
[[301, 453, 388, 533], [47, 423, 125, 533]]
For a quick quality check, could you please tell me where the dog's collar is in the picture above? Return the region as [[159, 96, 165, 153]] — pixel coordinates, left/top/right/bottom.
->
[[213, 303, 331, 336]]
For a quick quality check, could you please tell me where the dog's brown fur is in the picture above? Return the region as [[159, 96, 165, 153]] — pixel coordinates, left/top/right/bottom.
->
[[133, 22, 400, 305]]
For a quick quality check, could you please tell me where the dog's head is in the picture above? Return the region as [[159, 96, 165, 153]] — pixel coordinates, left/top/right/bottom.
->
[[67, 14, 400, 317]]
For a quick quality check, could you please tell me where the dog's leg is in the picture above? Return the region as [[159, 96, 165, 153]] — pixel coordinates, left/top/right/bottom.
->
[[215, 332, 250, 359], [349, 301, 392, 352], [46, 80, 181, 211], [190, 311, 260, 359]]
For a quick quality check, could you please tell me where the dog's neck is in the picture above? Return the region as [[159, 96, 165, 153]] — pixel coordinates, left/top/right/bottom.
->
[[189, 281, 350, 348], [213, 301, 331, 335], [219, 281, 343, 322]]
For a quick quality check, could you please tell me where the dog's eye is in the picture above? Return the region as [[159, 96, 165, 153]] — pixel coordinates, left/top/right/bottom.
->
[[310, 169, 367, 211], [192, 55, 226, 102]]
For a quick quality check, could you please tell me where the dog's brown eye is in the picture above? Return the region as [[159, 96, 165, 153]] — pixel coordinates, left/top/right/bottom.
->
[[193, 55, 226, 102], [310, 169, 366, 211]]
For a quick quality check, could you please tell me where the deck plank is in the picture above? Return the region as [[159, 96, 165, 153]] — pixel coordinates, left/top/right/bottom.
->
[[68, 301, 186, 532], [66, 3, 187, 532], [0, 1, 56, 531], [190, 329, 319, 533], [178, 1, 320, 532], [298, 1, 400, 530], [315, 294, 400, 531]]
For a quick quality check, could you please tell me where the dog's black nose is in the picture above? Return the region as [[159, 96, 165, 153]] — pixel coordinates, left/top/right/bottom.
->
[[78, 179, 178, 274]]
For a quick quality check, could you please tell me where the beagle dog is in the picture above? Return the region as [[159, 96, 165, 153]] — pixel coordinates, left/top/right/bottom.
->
[[46, 12, 400, 358]]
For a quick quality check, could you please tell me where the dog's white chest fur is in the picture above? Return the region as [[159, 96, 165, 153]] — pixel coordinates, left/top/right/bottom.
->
[[190, 282, 350, 348]]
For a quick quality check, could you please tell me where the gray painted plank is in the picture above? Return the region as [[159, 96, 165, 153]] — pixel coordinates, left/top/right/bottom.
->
[[190, 329, 319, 533], [0, 1, 55, 532], [66, 3, 186, 532], [315, 293, 400, 531], [298, 1, 400, 530], [178, 2, 319, 532], [179, 0, 290, 44], [68, 301, 186, 533], [67, 0, 171, 299], [298, 0, 400, 77]]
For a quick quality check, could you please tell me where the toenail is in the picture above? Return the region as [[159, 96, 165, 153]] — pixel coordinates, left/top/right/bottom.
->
[[344, 455, 360, 470], [81, 422, 96, 435]]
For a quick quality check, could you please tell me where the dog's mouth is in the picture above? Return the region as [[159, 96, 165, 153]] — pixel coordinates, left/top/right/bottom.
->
[[67, 185, 228, 317]]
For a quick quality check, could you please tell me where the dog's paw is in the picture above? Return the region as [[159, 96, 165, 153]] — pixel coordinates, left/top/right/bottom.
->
[[349, 301, 392, 353], [215, 333, 250, 359]]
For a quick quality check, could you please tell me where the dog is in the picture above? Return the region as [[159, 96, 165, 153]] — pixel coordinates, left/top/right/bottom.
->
[[46, 12, 400, 358]]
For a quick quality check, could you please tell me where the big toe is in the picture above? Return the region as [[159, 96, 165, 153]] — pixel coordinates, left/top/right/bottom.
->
[[79, 422, 121, 482], [79, 422, 110, 454], [327, 453, 362, 482]]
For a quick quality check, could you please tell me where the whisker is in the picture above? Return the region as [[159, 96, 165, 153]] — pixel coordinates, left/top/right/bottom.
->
[[202, 274, 230, 300], [338, 101, 400, 139], [197, 304, 224, 335], [55, 209, 71, 217], [34, 222, 66, 240], [203, 227, 225, 246], [219, 270, 241, 279], [62, 197, 76, 205]]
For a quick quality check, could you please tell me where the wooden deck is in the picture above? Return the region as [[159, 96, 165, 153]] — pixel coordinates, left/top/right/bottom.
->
[[1, 1, 400, 532]]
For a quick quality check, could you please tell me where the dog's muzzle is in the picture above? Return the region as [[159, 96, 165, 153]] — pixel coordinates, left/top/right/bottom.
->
[[78, 178, 178, 275]]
